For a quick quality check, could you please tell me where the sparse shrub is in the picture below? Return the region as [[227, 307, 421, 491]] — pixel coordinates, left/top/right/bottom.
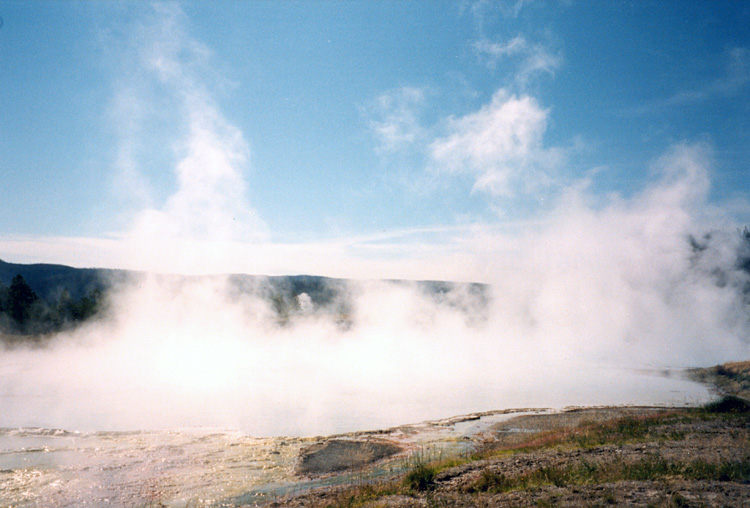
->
[[403, 463, 436, 492], [667, 492, 690, 508], [535, 465, 573, 487], [717, 460, 750, 482], [536, 497, 557, 508], [715, 364, 733, 378], [468, 469, 513, 493], [623, 456, 674, 481], [702, 395, 750, 414], [684, 459, 750, 482], [602, 488, 617, 505]]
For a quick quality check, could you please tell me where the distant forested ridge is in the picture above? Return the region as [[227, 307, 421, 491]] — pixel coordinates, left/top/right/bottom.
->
[[2, 228, 747, 341], [688, 227, 750, 302], [0, 258, 490, 340], [0, 259, 126, 336]]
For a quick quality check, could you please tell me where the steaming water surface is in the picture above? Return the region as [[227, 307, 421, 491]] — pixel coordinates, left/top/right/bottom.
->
[[0, 273, 738, 507], [0, 370, 711, 508], [3, 3, 750, 506], [1, 277, 718, 508]]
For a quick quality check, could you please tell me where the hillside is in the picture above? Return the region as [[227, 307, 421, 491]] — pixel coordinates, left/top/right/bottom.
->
[[0, 258, 489, 338], [688, 361, 750, 400], [0, 259, 124, 301]]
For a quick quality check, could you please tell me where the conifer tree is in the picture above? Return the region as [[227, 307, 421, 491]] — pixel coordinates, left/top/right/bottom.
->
[[9, 274, 38, 326]]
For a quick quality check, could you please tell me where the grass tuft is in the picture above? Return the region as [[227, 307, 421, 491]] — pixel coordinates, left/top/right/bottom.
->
[[291, 405, 749, 507], [403, 463, 437, 492], [468, 468, 514, 493]]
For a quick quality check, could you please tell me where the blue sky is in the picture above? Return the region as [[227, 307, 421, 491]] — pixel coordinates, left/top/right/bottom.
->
[[1, 1, 749, 279]]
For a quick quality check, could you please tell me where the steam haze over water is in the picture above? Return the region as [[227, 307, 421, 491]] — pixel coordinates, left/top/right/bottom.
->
[[1, 2, 750, 437]]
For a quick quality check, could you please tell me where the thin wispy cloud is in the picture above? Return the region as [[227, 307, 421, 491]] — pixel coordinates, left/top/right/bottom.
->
[[108, 85, 154, 214], [109, 3, 267, 271], [467, 0, 560, 90], [469, 0, 535, 27], [474, 35, 527, 60], [628, 46, 750, 115], [366, 87, 427, 153], [474, 36, 562, 87]]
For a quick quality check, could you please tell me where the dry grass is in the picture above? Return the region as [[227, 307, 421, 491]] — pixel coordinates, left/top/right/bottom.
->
[[688, 360, 750, 400], [281, 397, 750, 508]]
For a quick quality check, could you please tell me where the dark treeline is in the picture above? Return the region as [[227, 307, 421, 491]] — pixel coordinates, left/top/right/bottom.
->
[[1, 227, 748, 340], [689, 227, 750, 303], [0, 273, 105, 336], [0, 258, 491, 340], [0, 258, 119, 338], [739, 227, 750, 276]]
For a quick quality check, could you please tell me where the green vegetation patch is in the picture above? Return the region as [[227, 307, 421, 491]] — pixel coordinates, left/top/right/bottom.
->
[[688, 361, 750, 400], [303, 406, 749, 508], [466, 456, 750, 493], [702, 395, 750, 414], [402, 463, 437, 492]]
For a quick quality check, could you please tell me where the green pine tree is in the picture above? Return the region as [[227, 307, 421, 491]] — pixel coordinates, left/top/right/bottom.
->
[[9, 274, 38, 327]]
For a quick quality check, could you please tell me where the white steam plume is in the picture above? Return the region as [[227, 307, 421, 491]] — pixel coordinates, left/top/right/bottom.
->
[[1, 6, 749, 438], [113, 3, 267, 274], [2, 140, 748, 435]]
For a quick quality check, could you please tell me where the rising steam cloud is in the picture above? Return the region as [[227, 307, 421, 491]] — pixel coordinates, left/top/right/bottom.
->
[[113, 3, 268, 273], [1, 4, 749, 437]]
